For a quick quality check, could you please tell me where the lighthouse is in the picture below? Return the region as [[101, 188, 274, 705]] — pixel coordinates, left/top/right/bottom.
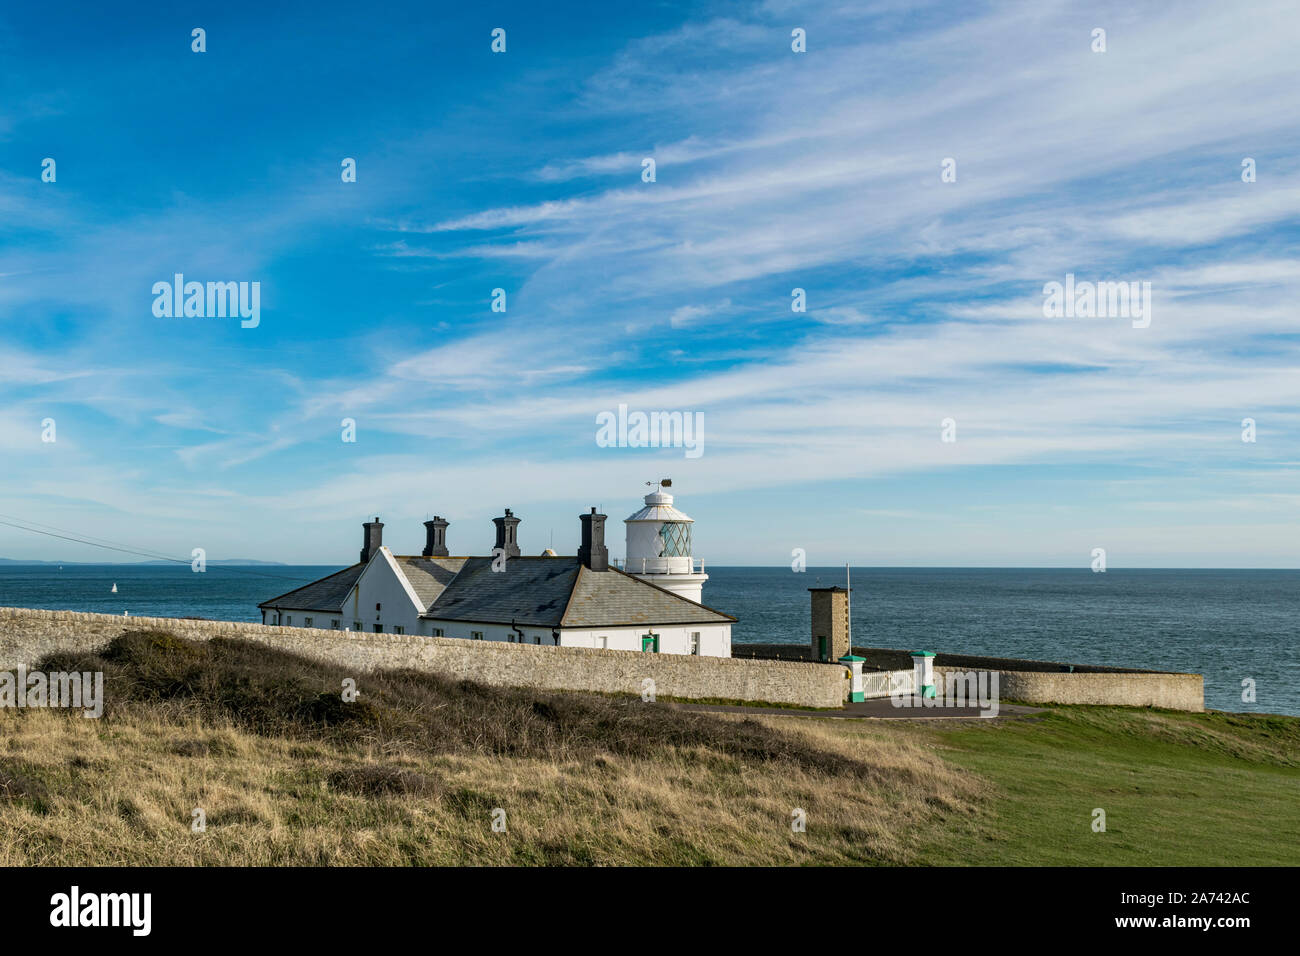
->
[[623, 480, 709, 604]]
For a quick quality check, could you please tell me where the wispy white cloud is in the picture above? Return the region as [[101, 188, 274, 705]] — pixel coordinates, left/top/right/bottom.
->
[[6, 0, 1300, 564]]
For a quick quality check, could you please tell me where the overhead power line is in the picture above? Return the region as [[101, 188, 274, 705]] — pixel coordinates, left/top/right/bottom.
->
[[0, 513, 323, 582]]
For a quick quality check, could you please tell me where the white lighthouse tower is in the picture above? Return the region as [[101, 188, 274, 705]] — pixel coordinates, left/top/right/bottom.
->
[[623, 480, 709, 604]]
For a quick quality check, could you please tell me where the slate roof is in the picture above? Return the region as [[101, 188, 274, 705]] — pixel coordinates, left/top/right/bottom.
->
[[417, 556, 735, 628], [260, 554, 736, 628], [560, 565, 735, 626], [257, 563, 365, 613], [421, 556, 581, 627], [392, 556, 468, 608]]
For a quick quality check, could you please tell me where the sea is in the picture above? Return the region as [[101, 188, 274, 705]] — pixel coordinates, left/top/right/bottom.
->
[[0, 564, 1294, 716]]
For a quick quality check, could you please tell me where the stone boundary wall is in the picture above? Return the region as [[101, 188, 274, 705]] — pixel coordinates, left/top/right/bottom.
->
[[935, 666, 1204, 712], [0, 607, 847, 709], [737, 642, 1204, 712], [739, 643, 1157, 673]]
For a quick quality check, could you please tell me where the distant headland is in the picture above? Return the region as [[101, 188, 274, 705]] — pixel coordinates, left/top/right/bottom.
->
[[0, 558, 287, 566]]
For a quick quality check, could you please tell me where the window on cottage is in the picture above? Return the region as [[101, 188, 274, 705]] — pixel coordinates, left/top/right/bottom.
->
[[373, 624, 383, 633], [690, 632, 701, 655], [331, 620, 340, 629], [353, 621, 362, 631], [394, 625, 405, 635], [304, 617, 313, 627], [599, 636, 608, 649], [433, 628, 445, 637], [286, 615, 292, 625], [471, 630, 485, 641], [534, 635, 541, 645]]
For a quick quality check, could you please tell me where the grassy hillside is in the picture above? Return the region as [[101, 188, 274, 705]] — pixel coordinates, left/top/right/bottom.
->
[[917, 706, 1300, 865], [0, 630, 1295, 866]]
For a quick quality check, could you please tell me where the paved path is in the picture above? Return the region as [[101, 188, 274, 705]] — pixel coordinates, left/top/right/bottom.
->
[[663, 698, 1046, 720]]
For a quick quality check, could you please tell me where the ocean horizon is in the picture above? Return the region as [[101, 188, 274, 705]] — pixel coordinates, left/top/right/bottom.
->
[[0, 563, 1292, 716]]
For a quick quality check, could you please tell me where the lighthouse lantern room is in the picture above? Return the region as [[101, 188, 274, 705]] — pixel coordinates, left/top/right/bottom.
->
[[623, 480, 709, 604]]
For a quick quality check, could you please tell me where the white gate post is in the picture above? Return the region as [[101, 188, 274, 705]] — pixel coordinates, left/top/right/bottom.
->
[[839, 654, 865, 703], [911, 651, 936, 701]]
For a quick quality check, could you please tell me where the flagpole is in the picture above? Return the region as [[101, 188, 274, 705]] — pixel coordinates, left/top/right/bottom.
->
[[846, 562, 851, 657]]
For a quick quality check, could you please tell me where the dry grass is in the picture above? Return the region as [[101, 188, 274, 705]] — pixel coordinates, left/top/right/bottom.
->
[[0, 630, 983, 865]]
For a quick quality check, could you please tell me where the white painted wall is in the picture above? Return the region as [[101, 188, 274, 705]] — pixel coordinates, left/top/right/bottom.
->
[[339, 548, 425, 635], [421, 619, 559, 644], [626, 571, 708, 604], [558, 623, 730, 657], [262, 607, 346, 630], [420, 620, 731, 657]]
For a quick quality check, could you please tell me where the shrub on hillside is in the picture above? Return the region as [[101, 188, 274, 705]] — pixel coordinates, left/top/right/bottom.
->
[[34, 630, 868, 777]]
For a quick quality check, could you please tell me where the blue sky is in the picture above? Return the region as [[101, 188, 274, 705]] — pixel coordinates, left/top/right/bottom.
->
[[2, 0, 1299, 567]]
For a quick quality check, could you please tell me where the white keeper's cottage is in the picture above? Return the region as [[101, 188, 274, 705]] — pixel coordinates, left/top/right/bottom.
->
[[258, 487, 735, 657]]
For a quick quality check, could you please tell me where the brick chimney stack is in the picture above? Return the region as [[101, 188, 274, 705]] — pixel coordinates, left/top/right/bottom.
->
[[492, 509, 521, 558], [360, 517, 384, 564], [578, 507, 609, 571], [423, 516, 449, 557]]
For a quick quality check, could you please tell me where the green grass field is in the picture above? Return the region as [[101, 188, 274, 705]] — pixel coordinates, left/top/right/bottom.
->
[[1, 630, 1296, 866], [909, 706, 1300, 865]]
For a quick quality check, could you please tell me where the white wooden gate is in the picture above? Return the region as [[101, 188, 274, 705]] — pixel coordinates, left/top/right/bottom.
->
[[860, 669, 915, 699]]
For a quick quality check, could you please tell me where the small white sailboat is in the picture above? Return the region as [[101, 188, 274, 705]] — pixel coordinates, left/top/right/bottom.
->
[[111, 583, 118, 593]]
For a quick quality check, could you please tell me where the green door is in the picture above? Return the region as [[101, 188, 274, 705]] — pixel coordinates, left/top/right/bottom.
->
[[641, 633, 659, 653], [818, 636, 827, 661]]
